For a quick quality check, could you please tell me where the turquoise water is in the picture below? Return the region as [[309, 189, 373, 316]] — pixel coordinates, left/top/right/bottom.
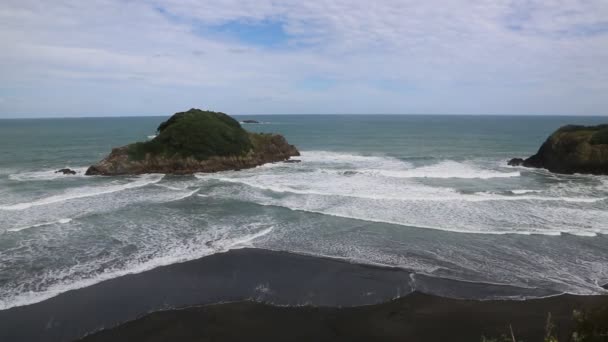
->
[[1, 115, 607, 308]]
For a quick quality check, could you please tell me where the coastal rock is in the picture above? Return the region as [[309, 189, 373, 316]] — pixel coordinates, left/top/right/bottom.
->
[[86, 109, 299, 175], [507, 158, 524, 166], [283, 159, 301, 163], [510, 124, 608, 175], [55, 168, 77, 175], [242, 120, 260, 124]]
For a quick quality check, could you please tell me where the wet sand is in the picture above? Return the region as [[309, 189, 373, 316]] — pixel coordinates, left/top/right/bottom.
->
[[81, 292, 608, 342], [0, 248, 604, 341]]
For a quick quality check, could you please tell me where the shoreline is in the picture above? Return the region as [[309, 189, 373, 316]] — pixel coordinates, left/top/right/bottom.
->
[[0, 248, 605, 341], [81, 292, 608, 342]]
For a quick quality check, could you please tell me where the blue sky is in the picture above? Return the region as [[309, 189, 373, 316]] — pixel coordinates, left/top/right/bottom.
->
[[1, 0, 607, 117]]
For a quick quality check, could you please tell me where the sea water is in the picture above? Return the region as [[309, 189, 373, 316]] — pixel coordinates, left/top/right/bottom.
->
[[0, 115, 607, 309]]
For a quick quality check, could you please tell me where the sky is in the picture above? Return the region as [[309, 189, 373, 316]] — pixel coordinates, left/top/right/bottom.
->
[[1, 1, 608, 117]]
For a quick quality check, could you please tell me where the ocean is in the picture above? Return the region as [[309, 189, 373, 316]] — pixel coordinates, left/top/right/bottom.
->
[[1, 115, 607, 310]]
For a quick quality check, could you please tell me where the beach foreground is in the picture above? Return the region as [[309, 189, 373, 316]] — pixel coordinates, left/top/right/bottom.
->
[[0, 248, 606, 341], [81, 292, 608, 342]]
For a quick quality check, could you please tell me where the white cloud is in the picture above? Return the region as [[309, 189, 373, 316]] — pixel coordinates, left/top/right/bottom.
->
[[0, 0, 607, 116]]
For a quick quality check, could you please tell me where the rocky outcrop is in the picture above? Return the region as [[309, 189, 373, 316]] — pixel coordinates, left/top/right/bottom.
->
[[242, 120, 260, 124], [507, 158, 524, 167], [55, 168, 77, 175], [510, 124, 608, 175], [86, 109, 299, 176]]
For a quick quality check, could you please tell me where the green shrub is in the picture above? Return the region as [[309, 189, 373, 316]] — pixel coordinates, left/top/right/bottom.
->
[[127, 109, 253, 160], [557, 124, 608, 133], [572, 306, 608, 342], [589, 128, 608, 145]]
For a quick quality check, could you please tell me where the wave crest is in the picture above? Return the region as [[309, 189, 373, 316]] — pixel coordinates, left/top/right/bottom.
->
[[0, 174, 164, 211]]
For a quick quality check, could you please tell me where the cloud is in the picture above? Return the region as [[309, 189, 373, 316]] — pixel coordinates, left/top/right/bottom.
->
[[0, 0, 607, 116]]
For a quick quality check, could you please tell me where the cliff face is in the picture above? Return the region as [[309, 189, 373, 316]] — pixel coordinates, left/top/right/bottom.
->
[[511, 124, 608, 175], [86, 109, 299, 175]]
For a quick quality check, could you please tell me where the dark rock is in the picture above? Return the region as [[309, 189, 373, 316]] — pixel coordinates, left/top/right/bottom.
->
[[86, 109, 299, 176], [507, 158, 524, 166], [55, 168, 77, 175], [242, 120, 260, 124], [518, 124, 608, 175], [283, 159, 301, 163]]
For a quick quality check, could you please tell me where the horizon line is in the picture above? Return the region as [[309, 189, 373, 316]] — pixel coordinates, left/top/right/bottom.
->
[[1, 113, 607, 119]]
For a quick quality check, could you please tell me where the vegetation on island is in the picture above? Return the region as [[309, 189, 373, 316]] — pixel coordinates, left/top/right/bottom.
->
[[511, 123, 608, 175], [554, 124, 608, 146], [86, 108, 299, 175], [127, 109, 253, 161]]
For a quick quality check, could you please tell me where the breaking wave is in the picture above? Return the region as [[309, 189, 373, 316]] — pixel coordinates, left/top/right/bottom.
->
[[196, 150, 608, 236], [1, 150, 607, 311], [0, 174, 164, 211], [0, 222, 274, 310], [8, 167, 89, 181], [6, 218, 73, 233]]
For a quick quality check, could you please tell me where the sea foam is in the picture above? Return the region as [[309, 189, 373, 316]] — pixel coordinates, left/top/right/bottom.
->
[[0, 222, 274, 310], [9, 167, 89, 181], [0, 174, 164, 211], [196, 150, 608, 236]]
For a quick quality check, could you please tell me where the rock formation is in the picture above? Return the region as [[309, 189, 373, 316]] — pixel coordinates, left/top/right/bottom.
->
[[86, 109, 299, 175], [55, 168, 77, 175], [510, 124, 608, 175]]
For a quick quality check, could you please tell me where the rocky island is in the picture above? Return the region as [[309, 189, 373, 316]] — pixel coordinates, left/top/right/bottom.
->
[[86, 109, 299, 175], [509, 124, 608, 175]]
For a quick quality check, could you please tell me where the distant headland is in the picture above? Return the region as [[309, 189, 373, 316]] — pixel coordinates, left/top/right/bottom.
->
[[509, 124, 608, 175], [86, 109, 299, 175]]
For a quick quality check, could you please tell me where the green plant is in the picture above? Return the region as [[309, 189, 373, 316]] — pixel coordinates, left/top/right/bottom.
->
[[571, 306, 608, 342], [589, 128, 608, 145], [544, 312, 558, 342], [127, 109, 253, 160]]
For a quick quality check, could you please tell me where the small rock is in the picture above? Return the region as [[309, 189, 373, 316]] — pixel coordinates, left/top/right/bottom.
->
[[55, 168, 77, 175], [242, 120, 260, 124], [507, 158, 524, 166], [284, 159, 301, 163]]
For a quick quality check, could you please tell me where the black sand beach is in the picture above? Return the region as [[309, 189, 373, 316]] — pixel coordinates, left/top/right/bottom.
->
[[81, 292, 608, 342], [0, 248, 605, 342]]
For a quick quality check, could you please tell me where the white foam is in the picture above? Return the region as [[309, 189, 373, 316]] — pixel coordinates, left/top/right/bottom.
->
[[599, 179, 608, 191], [0, 174, 164, 211], [155, 184, 187, 191], [365, 160, 520, 179], [300, 150, 411, 170], [230, 199, 581, 236], [3, 149, 607, 310], [6, 218, 73, 232], [9, 167, 88, 181], [298, 152, 520, 179], [474, 191, 604, 203], [208, 186, 605, 235], [166, 188, 199, 202], [204, 175, 604, 204], [566, 231, 599, 237], [0, 224, 274, 310], [196, 153, 608, 236], [511, 189, 542, 194]]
